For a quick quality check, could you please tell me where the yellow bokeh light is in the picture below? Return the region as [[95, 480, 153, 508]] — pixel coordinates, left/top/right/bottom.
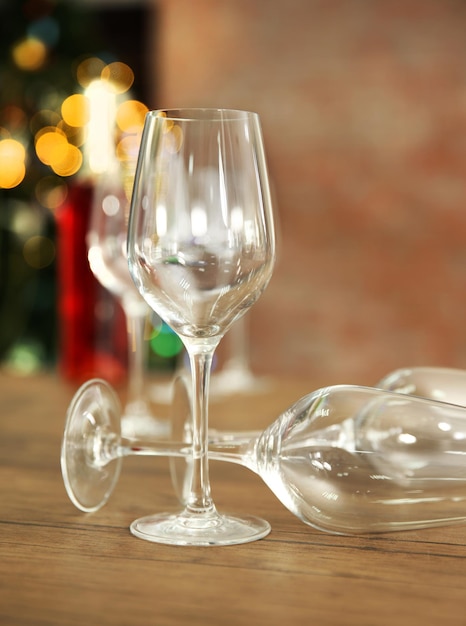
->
[[12, 37, 47, 71], [23, 235, 56, 269], [116, 100, 148, 132], [35, 128, 68, 166], [0, 139, 26, 189], [35, 126, 83, 177], [0, 138, 26, 162], [76, 56, 106, 88], [61, 94, 90, 127], [0, 162, 26, 189], [50, 143, 82, 177], [101, 62, 134, 94]]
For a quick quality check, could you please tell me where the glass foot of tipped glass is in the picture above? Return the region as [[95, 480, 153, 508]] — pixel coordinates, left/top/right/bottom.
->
[[61, 378, 123, 513]]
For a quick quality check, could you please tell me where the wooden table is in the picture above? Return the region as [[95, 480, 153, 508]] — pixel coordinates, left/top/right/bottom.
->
[[2, 371, 466, 625]]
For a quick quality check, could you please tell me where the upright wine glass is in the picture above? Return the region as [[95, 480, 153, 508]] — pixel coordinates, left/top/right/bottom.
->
[[126, 108, 276, 545], [87, 161, 168, 437]]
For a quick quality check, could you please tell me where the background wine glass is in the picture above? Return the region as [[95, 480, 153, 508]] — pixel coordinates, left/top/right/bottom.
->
[[87, 161, 168, 437], [127, 108, 276, 545]]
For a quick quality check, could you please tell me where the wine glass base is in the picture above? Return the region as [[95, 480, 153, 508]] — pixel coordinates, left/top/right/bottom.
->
[[61, 378, 123, 513], [130, 511, 271, 546]]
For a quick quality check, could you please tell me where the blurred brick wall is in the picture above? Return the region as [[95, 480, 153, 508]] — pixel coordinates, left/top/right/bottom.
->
[[150, 0, 466, 386]]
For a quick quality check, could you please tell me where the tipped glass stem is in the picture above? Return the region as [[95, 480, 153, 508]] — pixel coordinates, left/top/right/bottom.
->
[[93, 433, 253, 467]]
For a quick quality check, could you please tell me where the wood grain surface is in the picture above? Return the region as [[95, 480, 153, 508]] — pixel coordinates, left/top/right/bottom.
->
[[1, 372, 466, 625]]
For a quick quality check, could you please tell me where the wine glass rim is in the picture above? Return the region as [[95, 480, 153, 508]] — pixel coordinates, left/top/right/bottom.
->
[[147, 108, 259, 122]]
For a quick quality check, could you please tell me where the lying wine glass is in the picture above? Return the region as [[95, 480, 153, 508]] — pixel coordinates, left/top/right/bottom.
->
[[88, 160, 169, 438], [61, 375, 466, 534]]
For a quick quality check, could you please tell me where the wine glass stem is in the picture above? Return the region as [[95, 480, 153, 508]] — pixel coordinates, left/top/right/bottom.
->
[[116, 438, 252, 466], [185, 345, 217, 515]]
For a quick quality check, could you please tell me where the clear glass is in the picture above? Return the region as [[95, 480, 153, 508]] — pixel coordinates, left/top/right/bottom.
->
[[61, 376, 466, 534], [126, 108, 276, 545], [171, 365, 466, 500], [61, 378, 123, 512], [378, 366, 466, 407], [177, 365, 466, 448], [87, 162, 169, 438]]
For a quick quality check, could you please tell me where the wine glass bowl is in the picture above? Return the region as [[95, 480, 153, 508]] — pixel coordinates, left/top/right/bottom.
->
[[128, 109, 275, 340]]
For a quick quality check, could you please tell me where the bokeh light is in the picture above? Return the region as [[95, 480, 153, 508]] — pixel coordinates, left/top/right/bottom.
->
[[12, 37, 47, 71], [85, 78, 117, 174], [3, 343, 46, 376], [50, 143, 82, 176], [116, 99, 148, 132], [35, 125, 83, 177], [76, 56, 106, 88], [0, 138, 26, 188], [101, 61, 134, 94], [150, 323, 183, 358], [35, 126, 68, 165], [61, 94, 90, 127]]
